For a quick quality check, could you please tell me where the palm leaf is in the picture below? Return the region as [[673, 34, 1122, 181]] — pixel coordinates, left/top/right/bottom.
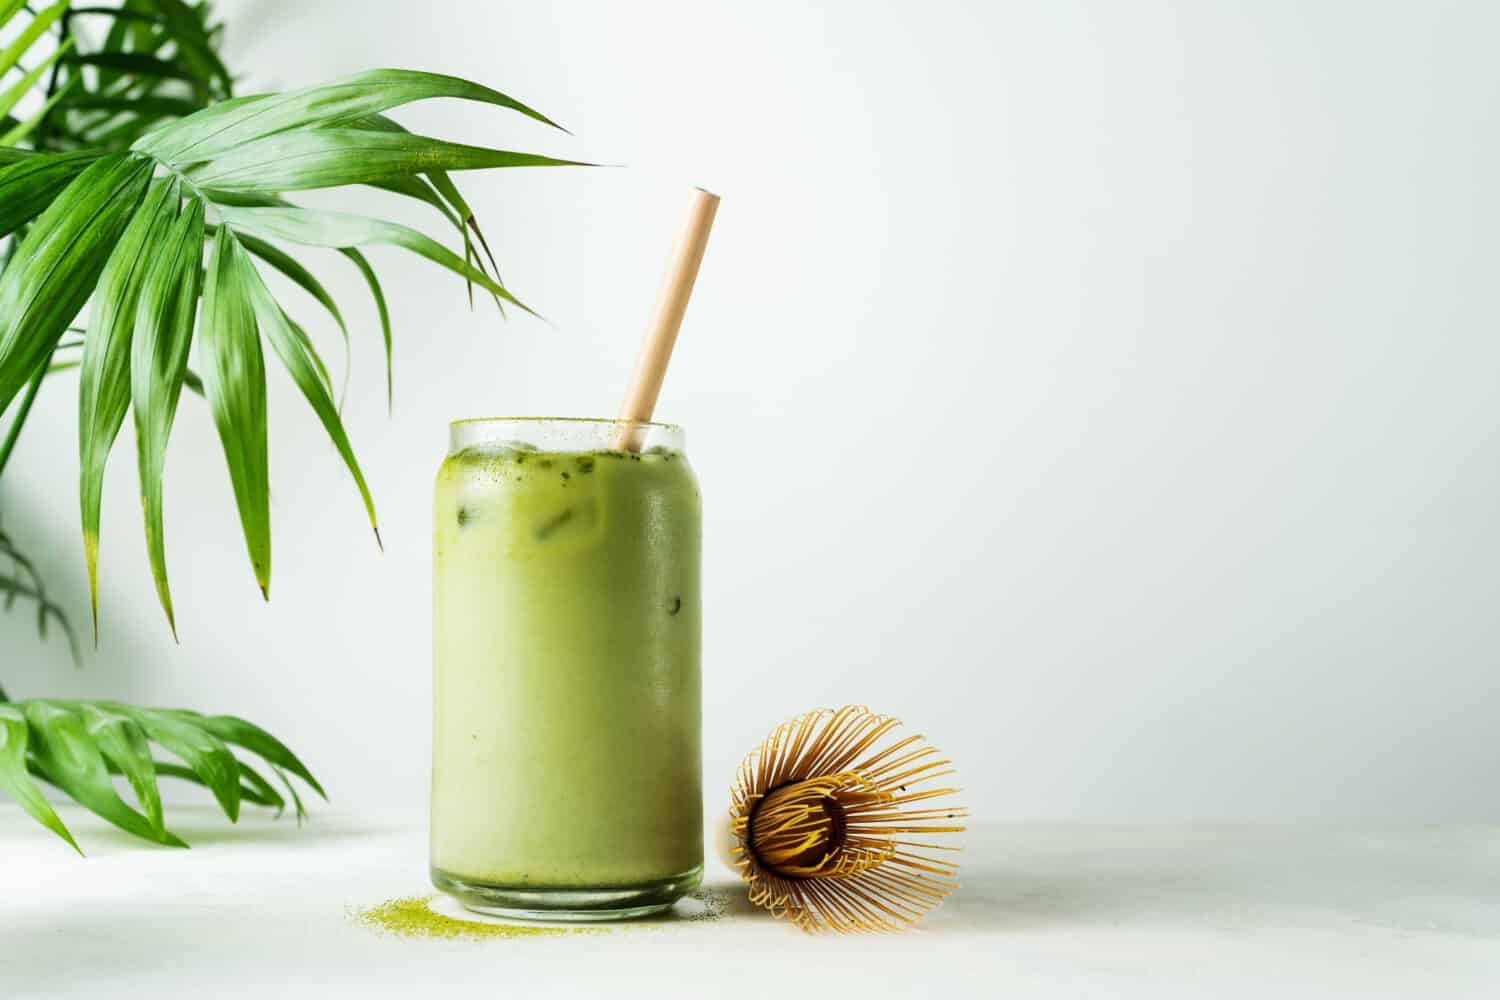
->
[[150, 758, 285, 812], [367, 172, 462, 231], [0, 150, 99, 240], [0, 152, 153, 420], [216, 205, 533, 314], [0, 0, 67, 77], [207, 226, 381, 542], [2, 14, 580, 633], [340, 115, 511, 288], [0, 698, 322, 852], [272, 765, 307, 825], [199, 223, 271, 597], [0, 703, 78, 853], [78, 178, 181, 637], [0, 76, 81, 145], [237, 234, 348, 347], [148, 0, 234, 98], [135, 68, 563, 163], [234, 759, 286, 812], [79, 701, 164, 834], [23, 699, 185, 847], [130, 193, 204, 634], [364, 164, 504, 311], [238, 232, 350, 401], [188, 712, 325, 799], [0, 37, 75, 122], [64, 53, 197, 82], [224, 227, 379, 543], [61, 93, 203, 119], [90, 10, 138, 92], [339, 248, 393, 409], [130, 706, 240, 822], [0, 1, 588, 858], [187, 127, 585, 193]]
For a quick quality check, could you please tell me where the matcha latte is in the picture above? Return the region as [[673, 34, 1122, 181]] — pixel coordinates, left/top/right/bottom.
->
[[430, 418, 702, 919]]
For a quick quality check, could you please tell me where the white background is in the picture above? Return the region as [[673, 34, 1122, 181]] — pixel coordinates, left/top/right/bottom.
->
[[3, 0, 1498, 823]]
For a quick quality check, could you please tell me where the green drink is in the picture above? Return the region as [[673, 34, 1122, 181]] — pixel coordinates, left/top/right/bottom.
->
[[430, 417, 703, 919]]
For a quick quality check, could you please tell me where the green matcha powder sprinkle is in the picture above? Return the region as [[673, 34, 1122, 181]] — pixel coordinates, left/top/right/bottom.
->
[[349, 896, 592, 941], [349, 890, 729, 941]]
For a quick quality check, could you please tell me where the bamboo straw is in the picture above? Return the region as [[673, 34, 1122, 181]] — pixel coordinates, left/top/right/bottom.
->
[[610, 187, 720, 451]]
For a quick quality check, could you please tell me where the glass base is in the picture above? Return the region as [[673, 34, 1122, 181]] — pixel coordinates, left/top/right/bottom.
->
[[430, 864, 703, 922]]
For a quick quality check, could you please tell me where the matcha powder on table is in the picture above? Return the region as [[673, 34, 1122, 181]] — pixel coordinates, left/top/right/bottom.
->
[[349, 890, 728, 941], [349, 896, 596, 941]]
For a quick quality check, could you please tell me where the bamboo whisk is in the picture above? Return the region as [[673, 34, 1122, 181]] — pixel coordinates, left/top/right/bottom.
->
[[724, 706, 967, 933]]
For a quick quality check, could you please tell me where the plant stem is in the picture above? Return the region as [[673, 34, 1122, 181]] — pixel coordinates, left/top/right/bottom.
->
[[44, 9, 71, 100], [35, 5, 75, 153], [0, 362, 46, 481], [68, 6, 163, 23]]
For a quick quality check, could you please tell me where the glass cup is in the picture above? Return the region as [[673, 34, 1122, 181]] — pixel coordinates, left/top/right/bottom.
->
[[429, 417, 703, 920]]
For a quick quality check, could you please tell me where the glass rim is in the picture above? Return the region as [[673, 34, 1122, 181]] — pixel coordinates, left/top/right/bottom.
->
[[449, 415, 683, 432]]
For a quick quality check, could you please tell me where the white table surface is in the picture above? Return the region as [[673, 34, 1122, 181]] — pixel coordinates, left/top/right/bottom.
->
[[2, 805, 1496, 998]]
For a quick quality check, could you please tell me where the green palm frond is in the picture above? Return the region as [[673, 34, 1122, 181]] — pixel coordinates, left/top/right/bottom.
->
[[0, 1, 584, 852], [0, 9, 581, 636], [0, 696, 322, 853]]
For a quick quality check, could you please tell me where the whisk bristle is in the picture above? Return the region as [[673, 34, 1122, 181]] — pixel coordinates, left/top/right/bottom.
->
[[727, 706, 966, 933]]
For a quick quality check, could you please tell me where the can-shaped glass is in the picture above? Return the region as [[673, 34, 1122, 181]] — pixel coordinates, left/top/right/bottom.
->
[[430, 417, 703, 919]]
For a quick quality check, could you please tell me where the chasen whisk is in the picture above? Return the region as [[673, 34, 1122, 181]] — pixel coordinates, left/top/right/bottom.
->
[[722, 706, 966, 933]]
